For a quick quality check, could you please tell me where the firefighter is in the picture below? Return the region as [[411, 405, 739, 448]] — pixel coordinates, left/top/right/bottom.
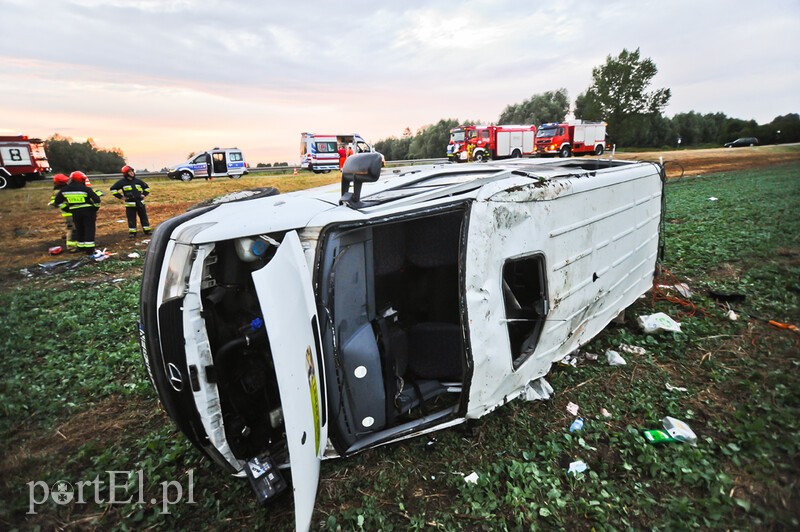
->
[[48, 173, 78, 252], [53, 171, 101, 255], [110, 165, 151, 238]]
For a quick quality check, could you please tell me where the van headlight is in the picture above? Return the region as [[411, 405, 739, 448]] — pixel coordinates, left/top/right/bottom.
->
[[162, 222, 216, 302], [162, 243, 194, 302]]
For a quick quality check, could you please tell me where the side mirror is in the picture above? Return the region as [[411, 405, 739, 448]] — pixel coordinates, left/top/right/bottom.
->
[[340, 153, 383, 207]]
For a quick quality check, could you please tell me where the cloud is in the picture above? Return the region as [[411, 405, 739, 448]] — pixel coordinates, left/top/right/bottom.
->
[[1, 0, 798, 169]]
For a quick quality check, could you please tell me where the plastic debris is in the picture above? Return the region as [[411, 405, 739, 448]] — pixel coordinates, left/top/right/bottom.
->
[[112, 278, 125, 283], [566, 402, 579, 416], [600, 408, 612, 418], [521, 378, 553, 401], [584, 352, 599, 361], [127, 252, 141, 258], [48, 246, 63, 255], [606, 350, 627, 366], [559, 353, 578, 367], [567, 461, 588, 475], [644, 417, 697, 446], [726, 309, 738, 321], [673, 282, 693, 299], [665, 383, 688, 392], [464, 472, 479, 484], [569, 417, 584, 432], [708, 197, 719, 201], [637, 312, 682, 333], [619, 344, 646, 355], [662, 417, 697, 446]]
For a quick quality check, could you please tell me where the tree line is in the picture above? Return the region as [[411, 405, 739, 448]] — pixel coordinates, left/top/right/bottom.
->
[[45, 134, 127, 174], [375, 48, 799, 160]]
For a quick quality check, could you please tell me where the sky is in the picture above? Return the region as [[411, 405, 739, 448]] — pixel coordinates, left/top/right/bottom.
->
[[2, 0, 798, 171]]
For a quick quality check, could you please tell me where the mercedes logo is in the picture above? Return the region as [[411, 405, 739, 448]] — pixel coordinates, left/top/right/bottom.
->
[[167, 363, 184, 391]]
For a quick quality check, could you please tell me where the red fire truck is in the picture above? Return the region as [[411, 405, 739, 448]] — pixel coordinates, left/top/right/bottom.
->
[[0, 135, 51, 189], [534, 121, 607, 158], [448, 124, 536, 162]]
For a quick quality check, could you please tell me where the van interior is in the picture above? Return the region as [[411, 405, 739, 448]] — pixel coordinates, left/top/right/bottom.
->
[[318, 208, 467, 453]]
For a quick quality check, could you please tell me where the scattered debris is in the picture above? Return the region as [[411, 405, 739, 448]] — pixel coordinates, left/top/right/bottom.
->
[[665, 383, 688, 392], [464, 472, 479, 484], [619, 344, 647, 355], [584, 352, 599, 361], [521, 378, 553, 401], [569, 417, 584, 432], [48, 246, 63, 255], [112, 278, 125, 283], [559, 353, 579, 367], [708, 290, 746, 303], [566, 402, 579, 416], [644, 417, 697, 446], [708, 197, 719, 201], [600, 408, 612, 418], [637, 312, 682, 334], [726, 309, 738, 321], [606, 350, 627, 366], [567, 460, 588, 475], [127, 252, 141, 259], [672, 282, 693, 299]]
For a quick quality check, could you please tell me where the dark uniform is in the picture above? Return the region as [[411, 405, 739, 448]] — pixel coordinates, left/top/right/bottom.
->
[[53, 178, 101, 255], [110, 169, 151, 238], [48, 174, 77, 251]]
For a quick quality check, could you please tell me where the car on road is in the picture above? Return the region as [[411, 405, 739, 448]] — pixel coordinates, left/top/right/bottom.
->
[[724, 137, 759, 148], [139, 153, 665, 530], [167, 148, 247, 181]]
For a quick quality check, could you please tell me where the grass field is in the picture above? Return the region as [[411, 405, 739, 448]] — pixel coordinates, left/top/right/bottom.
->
[[1, 162, 798, 530]]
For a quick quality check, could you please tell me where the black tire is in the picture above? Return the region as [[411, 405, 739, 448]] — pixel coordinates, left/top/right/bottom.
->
[[0, 175, 7, 190], [180, 171, 193, 182], [559, 146, 571, 158], [474, 151, 485, 162], [594, 144, 604, 156], [511, 149, 522, 158]]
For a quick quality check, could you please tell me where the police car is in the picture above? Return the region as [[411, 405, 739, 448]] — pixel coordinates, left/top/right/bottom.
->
[[167, 148, 247, 181]]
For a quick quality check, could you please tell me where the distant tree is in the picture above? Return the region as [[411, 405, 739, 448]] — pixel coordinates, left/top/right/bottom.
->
[[759, 113, 800, 144], [498, 89, 570, 125], [408, 119, 460, 159], [578, 48, 671, 145], [273, 162, 288, 167], [257, 163, 272, 168], [45, 134, 126, 173]]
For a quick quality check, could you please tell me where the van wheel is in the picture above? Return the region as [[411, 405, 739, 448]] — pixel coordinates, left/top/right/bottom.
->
[[559, 146, 572, 158], [180, 171, 193, 182], [0, 175, 7, 190], [594, 144, 604, 156]]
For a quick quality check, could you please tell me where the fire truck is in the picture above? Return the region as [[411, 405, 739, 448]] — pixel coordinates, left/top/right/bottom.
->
[[0, 135, 51, 189], [534, 121, 607, 158], [447, 124, 536, 162]]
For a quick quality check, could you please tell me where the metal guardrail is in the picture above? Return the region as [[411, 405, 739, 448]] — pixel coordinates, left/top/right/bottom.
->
[[80, 157, 453, 182]]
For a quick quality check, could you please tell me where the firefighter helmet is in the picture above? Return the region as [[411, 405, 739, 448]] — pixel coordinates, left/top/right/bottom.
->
[[53, 173, 69, 185], [121, 165, 135, 176], [69, 171, 88, 183]]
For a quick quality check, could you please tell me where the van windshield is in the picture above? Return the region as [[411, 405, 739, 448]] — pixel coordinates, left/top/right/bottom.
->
[[316, 142, 338, 153]]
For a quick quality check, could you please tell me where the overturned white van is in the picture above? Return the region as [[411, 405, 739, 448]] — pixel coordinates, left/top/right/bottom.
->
[[139, 154, 665, 530]]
